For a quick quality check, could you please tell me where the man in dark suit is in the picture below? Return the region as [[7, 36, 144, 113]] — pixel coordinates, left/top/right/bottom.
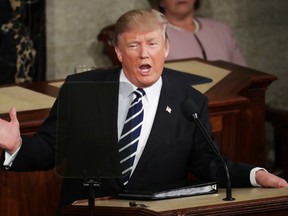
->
[[1, 8, 287, 209]]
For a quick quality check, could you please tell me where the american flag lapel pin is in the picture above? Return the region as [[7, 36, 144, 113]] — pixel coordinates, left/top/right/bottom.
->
[[166, 106, 172, 114]]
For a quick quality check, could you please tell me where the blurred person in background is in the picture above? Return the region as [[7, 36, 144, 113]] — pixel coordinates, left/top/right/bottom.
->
[[150, 0, 247, 66]]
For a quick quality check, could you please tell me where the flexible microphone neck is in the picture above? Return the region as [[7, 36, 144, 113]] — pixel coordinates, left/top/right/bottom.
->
[[181, 99, 235, 201]]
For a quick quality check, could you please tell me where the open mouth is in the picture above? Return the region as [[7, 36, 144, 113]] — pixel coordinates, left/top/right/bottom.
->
[[139, 64, 151, 74]]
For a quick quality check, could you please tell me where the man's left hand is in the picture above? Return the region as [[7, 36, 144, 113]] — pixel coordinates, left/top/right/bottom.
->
[[256, 170, 288, 188]]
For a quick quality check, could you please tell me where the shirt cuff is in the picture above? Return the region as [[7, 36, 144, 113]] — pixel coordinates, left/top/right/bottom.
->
[[250, 167, 267, 187], [3, 139, 22, 169]]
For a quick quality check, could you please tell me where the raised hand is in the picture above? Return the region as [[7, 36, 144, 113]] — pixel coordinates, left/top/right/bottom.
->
[[0, 107, 22, 155]]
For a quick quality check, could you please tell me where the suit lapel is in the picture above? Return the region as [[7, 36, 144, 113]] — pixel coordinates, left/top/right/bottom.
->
[[129, 75, 178, 181]]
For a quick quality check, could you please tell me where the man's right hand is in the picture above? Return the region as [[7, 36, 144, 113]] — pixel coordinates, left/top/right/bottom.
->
[[0, 107, 21, 155]]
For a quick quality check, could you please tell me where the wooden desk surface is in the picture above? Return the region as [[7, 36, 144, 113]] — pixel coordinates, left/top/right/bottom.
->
[[75, 188, 288, 209], [63, 188, 288, 216]]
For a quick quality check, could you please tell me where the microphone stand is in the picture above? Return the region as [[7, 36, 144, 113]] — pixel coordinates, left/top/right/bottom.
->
[[83, 178, 101, 216], [192, 113, 235, 201]]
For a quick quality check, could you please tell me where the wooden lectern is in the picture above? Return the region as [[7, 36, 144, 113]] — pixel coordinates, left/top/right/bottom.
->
[[61, 188, 288, 216]]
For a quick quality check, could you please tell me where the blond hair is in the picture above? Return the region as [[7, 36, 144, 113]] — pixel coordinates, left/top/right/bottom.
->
[[113, 8, 168, 46]]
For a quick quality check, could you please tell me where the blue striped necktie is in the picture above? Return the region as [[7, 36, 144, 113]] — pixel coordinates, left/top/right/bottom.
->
[[119, 88, 145, 185]]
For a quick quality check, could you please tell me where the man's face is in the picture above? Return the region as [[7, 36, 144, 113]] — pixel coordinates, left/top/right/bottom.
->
[[115, 28, 169, 88]]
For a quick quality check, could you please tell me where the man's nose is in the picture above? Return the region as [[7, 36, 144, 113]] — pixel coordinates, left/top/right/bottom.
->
[[140, 45, 149, 58]]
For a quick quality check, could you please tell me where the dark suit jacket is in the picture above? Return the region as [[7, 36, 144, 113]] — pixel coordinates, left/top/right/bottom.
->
[[5, 67, 255, 207]]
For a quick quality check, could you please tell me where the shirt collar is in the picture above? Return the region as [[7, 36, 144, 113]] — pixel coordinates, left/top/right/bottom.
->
[[119, 69, 162, 103]]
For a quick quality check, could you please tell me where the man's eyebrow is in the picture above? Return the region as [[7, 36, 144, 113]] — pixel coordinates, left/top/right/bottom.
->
[[126, 41, 139, 45], [145, 36, 159, 42]]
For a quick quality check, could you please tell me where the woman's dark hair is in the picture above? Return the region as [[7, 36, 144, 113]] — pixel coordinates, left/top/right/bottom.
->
[[194, 0, 201, 10], [155, 0, 201, 13]]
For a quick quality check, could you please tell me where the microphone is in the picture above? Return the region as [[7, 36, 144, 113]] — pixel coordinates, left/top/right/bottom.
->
[[181, 98, 235, 201]]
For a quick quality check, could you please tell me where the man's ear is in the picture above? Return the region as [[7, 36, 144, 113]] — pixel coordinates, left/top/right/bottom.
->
[[114, 47, 122, 62], [164, 39, 170, 58]]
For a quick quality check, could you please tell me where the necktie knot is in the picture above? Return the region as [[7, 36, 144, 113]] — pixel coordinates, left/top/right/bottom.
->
[[134, 88, 145, 99]]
